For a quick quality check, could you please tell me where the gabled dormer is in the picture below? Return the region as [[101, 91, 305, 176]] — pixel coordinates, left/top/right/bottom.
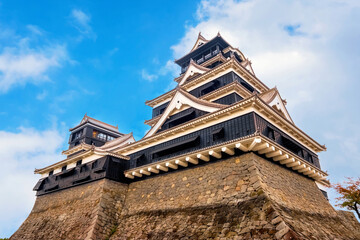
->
[[176, 59, 210, 86], [190, 32, 209, 51], [259, 88, 293, 123], [144, 87, 226, 138]]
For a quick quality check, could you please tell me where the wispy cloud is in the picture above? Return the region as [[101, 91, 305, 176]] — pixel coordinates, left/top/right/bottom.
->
[[159, 60, 180, 78], [0, 41, 68, 93], [36, 90, 48, 100], [0, 127, 65, 236], [141, 60, 180, 82], [26, 25, 43, 36], [70, 9, 96, 40], [141, 69, 158, 81]]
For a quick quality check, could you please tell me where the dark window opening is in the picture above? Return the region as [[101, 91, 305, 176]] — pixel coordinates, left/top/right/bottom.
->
[[205, 61, 222, 69], [308, 155, 313, 163], [152, 136, 200, 158], [267, 127, 275, 140], [234, 75, 255, 93], [80, 165, 87, 173], [92, 160, 98, 169], [168, 111, 196, 129], [134, 154, 147, 167], [62, 166, 67, 172], [49, 170, 53, 176], [74, 141, 80, 146], [72, 130, 83, 141], [200, 80, 220, 96], [212, 128, 224, 141], [76, 160, 82, 166], [297, 150, 304, 158], [282, 136, 302, 155]]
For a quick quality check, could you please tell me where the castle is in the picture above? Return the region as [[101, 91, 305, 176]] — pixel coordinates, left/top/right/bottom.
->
[[11, 33, 360, 240]]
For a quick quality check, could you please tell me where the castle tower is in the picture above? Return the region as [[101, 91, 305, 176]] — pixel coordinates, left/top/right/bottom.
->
[[11, 33, 360, 240]]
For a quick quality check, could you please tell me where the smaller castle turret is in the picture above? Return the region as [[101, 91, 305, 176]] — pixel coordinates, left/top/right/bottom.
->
[[68, 114, 124, 149]]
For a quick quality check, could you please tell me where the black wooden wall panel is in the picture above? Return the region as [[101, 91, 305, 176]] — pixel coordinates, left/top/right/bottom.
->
[[129, 113, 256, 168], [254, 114, 320, 168], [214, 92, 243, 105]]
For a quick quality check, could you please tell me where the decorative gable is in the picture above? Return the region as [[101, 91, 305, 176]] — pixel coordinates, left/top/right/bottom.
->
[[190, 32, 209, 52], [259, 88, 293, 123], [178, 59, 210, 85], [241, 59, 256, 76], [144, 88, 225, 138]]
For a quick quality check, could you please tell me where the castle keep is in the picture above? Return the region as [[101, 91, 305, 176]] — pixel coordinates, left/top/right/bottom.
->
[[11, 33, 360, 240]]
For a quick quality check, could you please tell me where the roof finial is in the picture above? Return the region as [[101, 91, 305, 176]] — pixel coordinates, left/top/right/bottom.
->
[[197, 32, 207, 41], [217, 31, 221, 37]]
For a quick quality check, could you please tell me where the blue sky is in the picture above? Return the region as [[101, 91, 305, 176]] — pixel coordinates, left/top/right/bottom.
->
[[1, 0, 360, 237]]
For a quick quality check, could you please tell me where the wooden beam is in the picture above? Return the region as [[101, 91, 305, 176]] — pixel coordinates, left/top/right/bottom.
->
[[280, 157, 294, 165], [221, 147, 235, 155], [252, 143, 269, 151], [132, 171, 142, 177], [186, 157, 199, 165], [209, 150, 221, 159], [175, 159, 188, 167], [273, 154, 289, 161], [165, 162, 178, 169], [197, 154, 210, 162], [125, 173, 134, 179], [298, 166, 311, 173], [286, 161, 300, 168], [266, 150, 282, 158], [258, 146, 275, 154], [308, 171, 318, 177], [147, 167, 159, 174], [156, 164, 168, 172], [313, 173, 324, 180], [235, 143, 248, 152], [293, 164, 306, 170], [140, 169, 151, 176], [247, 138, 261, 151]]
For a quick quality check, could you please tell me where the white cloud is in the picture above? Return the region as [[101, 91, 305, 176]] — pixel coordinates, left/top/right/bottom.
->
[[0, 41, 68, 93], [0, 127, 65, 237], [26, 25, 43, 36], [159, 60, 180, 78], [141, 69, 158, 82], [36, 90, 48, 100], [71, 9, 90, 27], [70, 9, 96, 39], [141, 60, 180, 82]]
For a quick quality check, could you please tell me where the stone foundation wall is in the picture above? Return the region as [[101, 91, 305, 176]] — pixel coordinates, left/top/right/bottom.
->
[[111, 153, 360, 239], [11, 153, 360, 240], [11, 179, 128, 240]]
